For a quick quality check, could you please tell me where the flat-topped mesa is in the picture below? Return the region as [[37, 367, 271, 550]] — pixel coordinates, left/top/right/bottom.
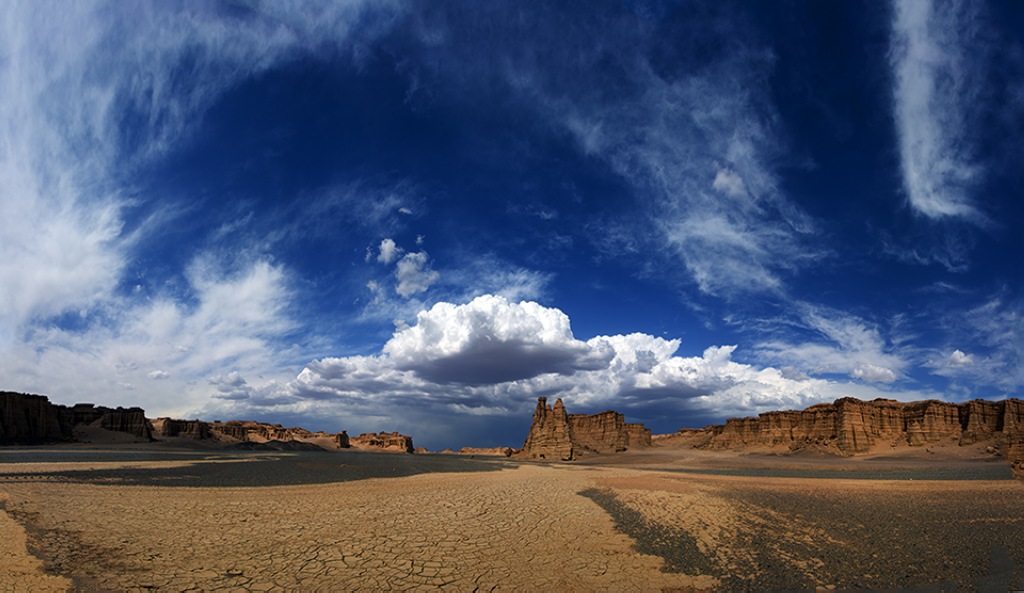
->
[[150, 418, 212, 440], [1, 391, 153, 444], [69, 403, 153, 441], [153, 418, 354, 449], [701, 397, 1024, 460], [350, 431, 414, 453], [514, 397, 652, 461]]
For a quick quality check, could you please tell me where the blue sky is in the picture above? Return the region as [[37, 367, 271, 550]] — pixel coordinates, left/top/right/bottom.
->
[[1, 1, 1022, 450]]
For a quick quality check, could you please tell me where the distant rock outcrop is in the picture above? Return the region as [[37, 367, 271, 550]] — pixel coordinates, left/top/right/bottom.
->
[[150, 418, 413, 453], [150, 418, 212, 440], [152, 418, 349, 449], [696, 397, 1024, 460], [350, 431, 415, 453], [69, 403, 152, 441], [1, 391, 153, 444], [454, 447, 514, 457], [514, 397, 652, 461], [1, 392, 70, 443]]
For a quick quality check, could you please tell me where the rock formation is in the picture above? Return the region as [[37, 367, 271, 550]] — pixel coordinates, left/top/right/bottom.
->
[[151, 418, 415, 453], [2, 391, 415, 451], [515, 397, 652, 460], [153, 418, 352, 449], [454, 447, 514, 457], [697, 397, 1024, 460], [1, 391, 152, 444], [1, 392, 69, 443], [69, 403, 152, 441], [349, 432, 415, 453], [516, 397, 575, 460], [150, 418, 212, 440]]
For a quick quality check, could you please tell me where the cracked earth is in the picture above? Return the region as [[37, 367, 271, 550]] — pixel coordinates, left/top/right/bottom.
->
[[0, 462, 715, 592]]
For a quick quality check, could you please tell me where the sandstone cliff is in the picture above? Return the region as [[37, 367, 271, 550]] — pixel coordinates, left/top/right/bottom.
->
[[698, 397, 1024, 460], [515, 397, 652, 460], [1, 391, 153, 442], [69, 403, 152, 441], [516, 397, 575, 460], [150, 418, 418, 453], [349, 432, 415, 453], [150, 418, 212, 440], [1, 391, 152, 444], [0, 392, 70, 443], [153, 418, 352, 449], [454, 447, 514, 457]]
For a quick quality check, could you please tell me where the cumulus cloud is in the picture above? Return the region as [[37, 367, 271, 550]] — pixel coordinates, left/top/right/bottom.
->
[[377, 238, 402, 264], [148, 370, 170, 380], [890, 0, 986, 222], [394, 251, 440, 298], [239, 297, 928, 430], [851, 364, 898, 383], [947, 349, 973, 367], [383, 295, 612, 385], [174, 294, 954, 448]]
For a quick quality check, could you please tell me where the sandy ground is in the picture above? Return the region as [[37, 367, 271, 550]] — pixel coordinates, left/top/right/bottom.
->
[[1, 446, 1022, 592]]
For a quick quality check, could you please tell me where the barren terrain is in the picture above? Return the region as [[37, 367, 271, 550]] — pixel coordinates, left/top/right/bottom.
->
[[1, 443, 1022, 592]]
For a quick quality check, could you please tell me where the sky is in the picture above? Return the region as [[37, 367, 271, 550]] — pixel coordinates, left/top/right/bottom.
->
[[1, 1, 1022, 451]]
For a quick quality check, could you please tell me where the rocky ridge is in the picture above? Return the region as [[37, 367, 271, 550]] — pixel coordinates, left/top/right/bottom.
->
[[693, 397, 1024, 461], [1, 392, 152, 444], [349, 432, 415, 453], [151, 418, 416, 453], [515, 397, 652, 461], [2, 391, 415, 452]]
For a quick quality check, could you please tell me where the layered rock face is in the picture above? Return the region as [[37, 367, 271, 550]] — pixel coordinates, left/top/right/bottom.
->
[[350, 432, 415, 453], [1, 392, 152, 444], [69, 404, 152, 441], [453, 447, 514, 457], [150, 418, 212, 440], [702, 397, 1024, 460], [0, 392, 70, 443], [150, 418, 414, 453], [515, 397, 652, 460], [516, 397, 575, 460], [154, 418, 353, 449], [624, 423, 653, 448]]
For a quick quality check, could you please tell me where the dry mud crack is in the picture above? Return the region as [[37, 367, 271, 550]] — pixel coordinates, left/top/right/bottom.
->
[[3, 453, 1023, 592], [1, 462, 717, 592]]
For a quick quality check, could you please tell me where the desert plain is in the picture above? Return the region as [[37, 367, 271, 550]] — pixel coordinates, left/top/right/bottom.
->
[[1, 441, 1022, 593]]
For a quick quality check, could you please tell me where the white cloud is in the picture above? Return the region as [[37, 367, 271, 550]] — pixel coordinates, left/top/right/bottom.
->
[[947, 349, 973, 367], [394, 251, 440, 298], [383, 295, 612, 384], [712, 167, 748, 198], [551, 42, 819, 297], [851, 364, 898, 383], [403, 6, 820, 298], [929, 297, 1022, 389], [0, 1, 403, 412], [890, 0, 986, 222], [753, 305, 906, 383], [377, 238, 402, 264], [0, 256, 302, 416], [198, 296, 943, 439]]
